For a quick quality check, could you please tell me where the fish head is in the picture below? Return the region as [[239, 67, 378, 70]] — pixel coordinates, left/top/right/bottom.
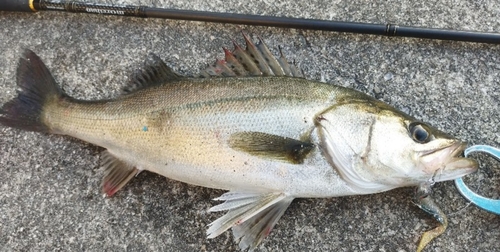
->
[[316, 96, 478, 193], [403, 122, 478, 182]]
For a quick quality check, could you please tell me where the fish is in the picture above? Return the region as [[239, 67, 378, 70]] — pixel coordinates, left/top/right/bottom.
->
[[0, 34, 478, 251]]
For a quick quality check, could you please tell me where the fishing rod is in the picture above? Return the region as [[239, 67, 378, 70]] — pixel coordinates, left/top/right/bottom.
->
[[3, 0, 500, 44]]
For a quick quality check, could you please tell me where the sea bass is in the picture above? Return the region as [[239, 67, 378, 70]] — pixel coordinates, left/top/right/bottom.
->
[[0, 35, 477, 251]]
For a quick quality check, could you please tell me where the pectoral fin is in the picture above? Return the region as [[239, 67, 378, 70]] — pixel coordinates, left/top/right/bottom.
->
[[228, 132, 314, 164], [207, 191, 294, 251], [101, 150, 140, 197]]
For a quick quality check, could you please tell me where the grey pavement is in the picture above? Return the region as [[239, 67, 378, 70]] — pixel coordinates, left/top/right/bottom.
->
[[1, 0, 499, 251]]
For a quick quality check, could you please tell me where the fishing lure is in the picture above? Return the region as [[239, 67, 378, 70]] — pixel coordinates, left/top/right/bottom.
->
[[455, 145, 500, 215]]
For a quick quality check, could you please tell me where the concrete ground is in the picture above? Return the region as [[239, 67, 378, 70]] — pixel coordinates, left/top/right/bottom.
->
[[1, 0, 499, 251]]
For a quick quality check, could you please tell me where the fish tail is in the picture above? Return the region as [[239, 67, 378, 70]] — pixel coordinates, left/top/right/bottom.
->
[[0, 50, 64, 133]]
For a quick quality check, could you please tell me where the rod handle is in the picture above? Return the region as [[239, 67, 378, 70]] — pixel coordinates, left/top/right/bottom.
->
[[0, 0, 36, 12]]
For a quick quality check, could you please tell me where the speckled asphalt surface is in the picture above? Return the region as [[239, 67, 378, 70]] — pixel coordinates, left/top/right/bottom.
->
[[1, 1, 499, 251]]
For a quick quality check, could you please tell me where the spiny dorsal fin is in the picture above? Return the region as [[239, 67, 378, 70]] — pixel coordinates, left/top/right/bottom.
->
[[228, 131, 314, 164], [232, 40, 262, 76], [207, 191, 294, 251], [222, 47, 247, 76], [101, 150, 140, 196], [200, 33, 304, 78], [123, 53, 182, 94], [277, 46, 295, 77], [256, 36, 285, 76], [242, 33, 272, 76]]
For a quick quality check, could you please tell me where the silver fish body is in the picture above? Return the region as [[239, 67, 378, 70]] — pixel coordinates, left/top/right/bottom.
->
[[46, 76, 474, 196], [0, 37, 478, 251], [48, 77, 370, 197]]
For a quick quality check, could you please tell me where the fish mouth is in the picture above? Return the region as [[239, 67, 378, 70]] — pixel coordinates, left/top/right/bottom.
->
[[419, 141, 478, 182]]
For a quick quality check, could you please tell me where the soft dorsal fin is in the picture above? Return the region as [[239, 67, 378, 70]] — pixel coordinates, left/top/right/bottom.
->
[[200, 33, 304, 78], [123, 53, 182, 94], [228, 131, 314, 164]]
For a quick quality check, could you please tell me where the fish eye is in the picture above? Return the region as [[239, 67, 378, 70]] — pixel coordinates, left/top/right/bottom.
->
[[408, 122, 431, 143]]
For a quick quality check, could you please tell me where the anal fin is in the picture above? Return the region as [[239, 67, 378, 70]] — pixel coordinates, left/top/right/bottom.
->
[[101, 150, 140, 197], [207, 191, 294, 251]]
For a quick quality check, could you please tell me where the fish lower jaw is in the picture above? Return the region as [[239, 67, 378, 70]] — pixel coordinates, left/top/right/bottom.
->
[[439, 158, 478, 181], [416, 141, 478, 181], [418, 158, 478, 183]]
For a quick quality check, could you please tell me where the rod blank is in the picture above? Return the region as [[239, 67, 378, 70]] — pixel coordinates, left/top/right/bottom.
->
[[3, 0, 500, 44]]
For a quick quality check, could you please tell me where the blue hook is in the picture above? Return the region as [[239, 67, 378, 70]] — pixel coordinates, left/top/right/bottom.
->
[[454, 145, 500, 215]]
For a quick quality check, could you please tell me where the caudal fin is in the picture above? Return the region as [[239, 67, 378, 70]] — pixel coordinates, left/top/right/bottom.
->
[[0, 50, 63, 132]]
